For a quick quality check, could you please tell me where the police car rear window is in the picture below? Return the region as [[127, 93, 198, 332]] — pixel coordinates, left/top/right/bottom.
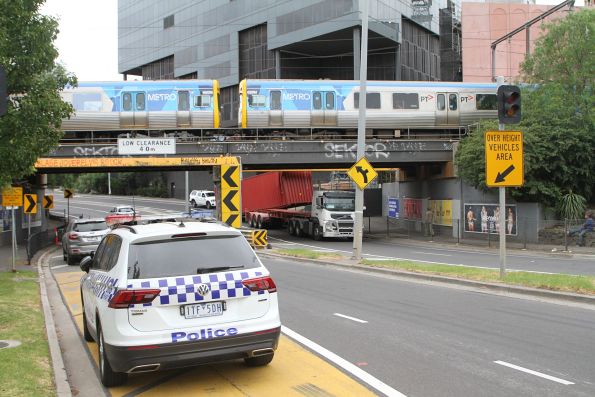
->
[[127, 235, 260, 279]]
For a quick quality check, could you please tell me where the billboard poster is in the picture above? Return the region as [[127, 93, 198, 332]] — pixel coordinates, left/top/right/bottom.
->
[[464, 203, 517, 235], [403, 198, 423, 220], [429, 200, 453, 226], [388, 197, 399, 219]]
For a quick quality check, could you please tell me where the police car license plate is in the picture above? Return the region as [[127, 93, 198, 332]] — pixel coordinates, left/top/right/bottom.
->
[[181, 302, 224, 319]]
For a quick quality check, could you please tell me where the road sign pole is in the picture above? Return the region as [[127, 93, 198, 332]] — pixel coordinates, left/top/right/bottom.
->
[[185, 171, 189, 215], [11, 207, 16, 272], [497, 76, 506, 278], [352, 0, 368, 260], [67, 197, 70, 220]]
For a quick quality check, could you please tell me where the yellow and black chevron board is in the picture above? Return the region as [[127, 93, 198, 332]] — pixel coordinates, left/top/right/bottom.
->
[[252, 229, 268, 247], [221, 164, 241, 228]]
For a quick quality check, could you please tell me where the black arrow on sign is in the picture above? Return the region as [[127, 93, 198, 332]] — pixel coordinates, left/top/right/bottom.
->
[[494, 164, 515, 183], [356, 166, 369, 183], [223, 190, 238, 212], [25, 195, 36, 213], [222, 166, 238, 188], [225, 214, 238, 226], [43, 195, 53, 209]]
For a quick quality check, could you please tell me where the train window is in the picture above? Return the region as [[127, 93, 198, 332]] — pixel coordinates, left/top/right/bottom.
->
[[178, 91, 190, 111], [195, 95, 212, 107], [476, 94, 497, 110], [449, 94, 457, 111], [270, 90, 282, 110], [72, 93, 103, 111], [122, 93, 132, 111], [392, 93, 419, 109], [437, 94, 445, 110], [312, 92, 322, 110], [354, 92, 381, 109], [248, 94, 266, 107], [325, 92, 335, 110], [136, 93, 146, 111]]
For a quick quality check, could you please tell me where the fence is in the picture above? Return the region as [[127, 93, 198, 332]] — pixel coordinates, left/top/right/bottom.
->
[[362, 216, 594, 250], [26, 229, 57, 264]]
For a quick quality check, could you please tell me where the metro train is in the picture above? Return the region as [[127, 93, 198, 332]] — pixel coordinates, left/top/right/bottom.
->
[[59, 79, 499, 138]]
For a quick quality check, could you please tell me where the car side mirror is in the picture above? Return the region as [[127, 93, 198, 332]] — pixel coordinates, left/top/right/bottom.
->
[[80, 256, 93, 273]]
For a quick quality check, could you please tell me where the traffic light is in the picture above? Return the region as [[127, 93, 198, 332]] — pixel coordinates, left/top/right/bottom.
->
[[0, 65, 6, 117], [497, 85, 521, 124]]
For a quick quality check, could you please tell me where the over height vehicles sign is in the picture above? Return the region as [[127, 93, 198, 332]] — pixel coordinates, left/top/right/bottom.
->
[[485, 130, 524, 187]]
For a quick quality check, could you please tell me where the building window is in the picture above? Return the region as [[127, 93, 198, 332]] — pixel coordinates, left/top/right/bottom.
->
[[393, 93, 419, 109], [354, 92, 381, 109], [164, 14, 174, 29]]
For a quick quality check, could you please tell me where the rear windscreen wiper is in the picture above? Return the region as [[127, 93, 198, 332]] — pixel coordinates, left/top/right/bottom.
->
[[196, 265, 244, 274]]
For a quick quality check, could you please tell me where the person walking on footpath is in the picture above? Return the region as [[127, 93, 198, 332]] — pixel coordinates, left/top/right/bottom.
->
[[425, 207, 434, 237]]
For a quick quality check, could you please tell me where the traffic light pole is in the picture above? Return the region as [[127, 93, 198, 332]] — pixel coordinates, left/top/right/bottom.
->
[[497, 76, 506, 278]]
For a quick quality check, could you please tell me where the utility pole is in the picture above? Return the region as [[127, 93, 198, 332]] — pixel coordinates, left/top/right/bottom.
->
[[352, 0, 369, 260]]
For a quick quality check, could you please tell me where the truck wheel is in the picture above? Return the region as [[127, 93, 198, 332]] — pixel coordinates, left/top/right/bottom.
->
[[257, 217, 263, 229], [288, 221, 295, 236], [313, 224, 322, 241], [249, 215, 256, 228], [294, 223, 302, 237]]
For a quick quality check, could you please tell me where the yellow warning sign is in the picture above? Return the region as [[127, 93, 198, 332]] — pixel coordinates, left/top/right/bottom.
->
[[24, 194, 38, 214], [485, 131, 524, 187], [43, 195, 54, 209], [1, 186, 23, 207], [252, 230, 268, 247], [347, 157, 378, 190], [64, 189, 74, 199], [221, 164, 241, 228]]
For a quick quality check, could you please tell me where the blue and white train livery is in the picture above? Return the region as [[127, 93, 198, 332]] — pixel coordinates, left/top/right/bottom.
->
[[60, 80, 220, 131], [239, 79, 498, 130]]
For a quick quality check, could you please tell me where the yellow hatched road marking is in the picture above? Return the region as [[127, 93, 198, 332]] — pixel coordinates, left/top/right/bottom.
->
[[54, 271, 378, 397]]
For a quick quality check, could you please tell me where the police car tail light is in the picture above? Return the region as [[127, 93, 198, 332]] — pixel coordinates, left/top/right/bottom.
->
[[68, 233, 80, 241], [108, 289, 161, 309], [242, 276, 277, 293]]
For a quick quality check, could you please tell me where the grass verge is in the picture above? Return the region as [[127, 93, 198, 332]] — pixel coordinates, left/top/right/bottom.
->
[[0, 271, 55, 397], [276, 248, 344, 260], [272, 248, 595, 295]]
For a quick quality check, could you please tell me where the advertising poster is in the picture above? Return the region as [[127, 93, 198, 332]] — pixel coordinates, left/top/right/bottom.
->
[[429, 200, 453, 226], [464, 203, 517, 235], [388, 197, 399, 219], [403, 198, 423, 220]]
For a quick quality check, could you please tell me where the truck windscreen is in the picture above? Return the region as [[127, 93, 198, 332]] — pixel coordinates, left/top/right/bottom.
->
[[324, 197, 355, 211]]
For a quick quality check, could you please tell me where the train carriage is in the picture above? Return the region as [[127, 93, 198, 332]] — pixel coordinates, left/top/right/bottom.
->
[[60, 80, 220, 132], [239, 79, 498, 132]]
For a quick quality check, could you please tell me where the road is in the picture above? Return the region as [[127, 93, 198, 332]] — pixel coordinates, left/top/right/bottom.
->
[[53, 193, 595, 276]]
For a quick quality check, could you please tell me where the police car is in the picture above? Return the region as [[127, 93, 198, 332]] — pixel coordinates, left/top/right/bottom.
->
[[79, 219, 280, 387]]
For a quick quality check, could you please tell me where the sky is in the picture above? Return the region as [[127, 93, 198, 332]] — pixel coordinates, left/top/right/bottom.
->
[[40, 0, 584, 82]]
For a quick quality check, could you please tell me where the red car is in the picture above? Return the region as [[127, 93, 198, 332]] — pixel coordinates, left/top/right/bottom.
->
[[105, 205, 140, 226]]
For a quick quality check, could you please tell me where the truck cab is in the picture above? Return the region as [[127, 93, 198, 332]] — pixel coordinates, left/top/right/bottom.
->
[[311, 190, 355, 239]]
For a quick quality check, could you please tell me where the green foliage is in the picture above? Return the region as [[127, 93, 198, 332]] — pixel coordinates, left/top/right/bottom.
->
[[558, 191, 586, 220], [456, 10, 595, 208], [49, 172, 169, 197], [0, 0, 76, 188]]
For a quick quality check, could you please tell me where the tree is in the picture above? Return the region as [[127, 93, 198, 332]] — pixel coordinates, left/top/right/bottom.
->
[[0, 0, 76, 188], [455, 9, 595, 210]]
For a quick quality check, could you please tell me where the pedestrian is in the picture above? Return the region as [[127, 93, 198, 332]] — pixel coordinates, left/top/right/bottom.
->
[[425, 207, 434, 237], [571, 211, 594, 247]]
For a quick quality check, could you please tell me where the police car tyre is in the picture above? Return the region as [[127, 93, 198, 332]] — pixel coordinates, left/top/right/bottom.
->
[[244, 353, 274, 367], [81, 300, 94, 342], [98, 324, 127, 387]]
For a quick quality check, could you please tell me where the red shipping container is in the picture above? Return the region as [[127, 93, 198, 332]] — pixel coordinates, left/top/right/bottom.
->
[[242, 172, 313, 213]]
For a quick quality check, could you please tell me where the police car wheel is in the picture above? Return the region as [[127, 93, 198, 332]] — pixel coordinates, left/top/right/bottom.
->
[[82, 302, 93, 342], [244, 353, 274, 367], [98, 323, 127, 387]]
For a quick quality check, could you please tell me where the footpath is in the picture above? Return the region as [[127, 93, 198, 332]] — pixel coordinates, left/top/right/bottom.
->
[[0, 230, 594, 397]]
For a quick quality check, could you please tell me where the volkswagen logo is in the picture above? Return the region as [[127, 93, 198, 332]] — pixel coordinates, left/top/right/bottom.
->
[[196, 284, 210, 296]]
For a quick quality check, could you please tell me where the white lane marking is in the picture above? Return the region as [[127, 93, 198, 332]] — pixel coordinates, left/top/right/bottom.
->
[[411, 251, 452, 257], [282, 326, 407, 397], [494, 361, 574, 385], [333, 313, 368, 324], [50, 255, 63, 259], [51, 264, 68, 270]]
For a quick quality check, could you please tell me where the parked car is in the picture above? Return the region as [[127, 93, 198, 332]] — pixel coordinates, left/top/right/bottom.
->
[[189, 190, 216, 209], [105, 205, 140, 226], [62, 218, 110, 266], [79, 219, 280, 387]]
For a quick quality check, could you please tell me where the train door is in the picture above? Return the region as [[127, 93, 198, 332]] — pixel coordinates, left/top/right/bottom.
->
[[120, 91, 148, 127], [269, 90, 283, 126], [311, 91, 337, 126], [435, 92, 460, 126], [177, 90, 190, 127]]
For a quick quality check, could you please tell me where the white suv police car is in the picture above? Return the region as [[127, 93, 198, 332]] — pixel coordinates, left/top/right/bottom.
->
[[79, 219, 280, 387]]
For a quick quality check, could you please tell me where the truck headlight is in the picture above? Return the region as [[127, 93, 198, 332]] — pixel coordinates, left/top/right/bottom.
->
[[324, 220, 338, 231]]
